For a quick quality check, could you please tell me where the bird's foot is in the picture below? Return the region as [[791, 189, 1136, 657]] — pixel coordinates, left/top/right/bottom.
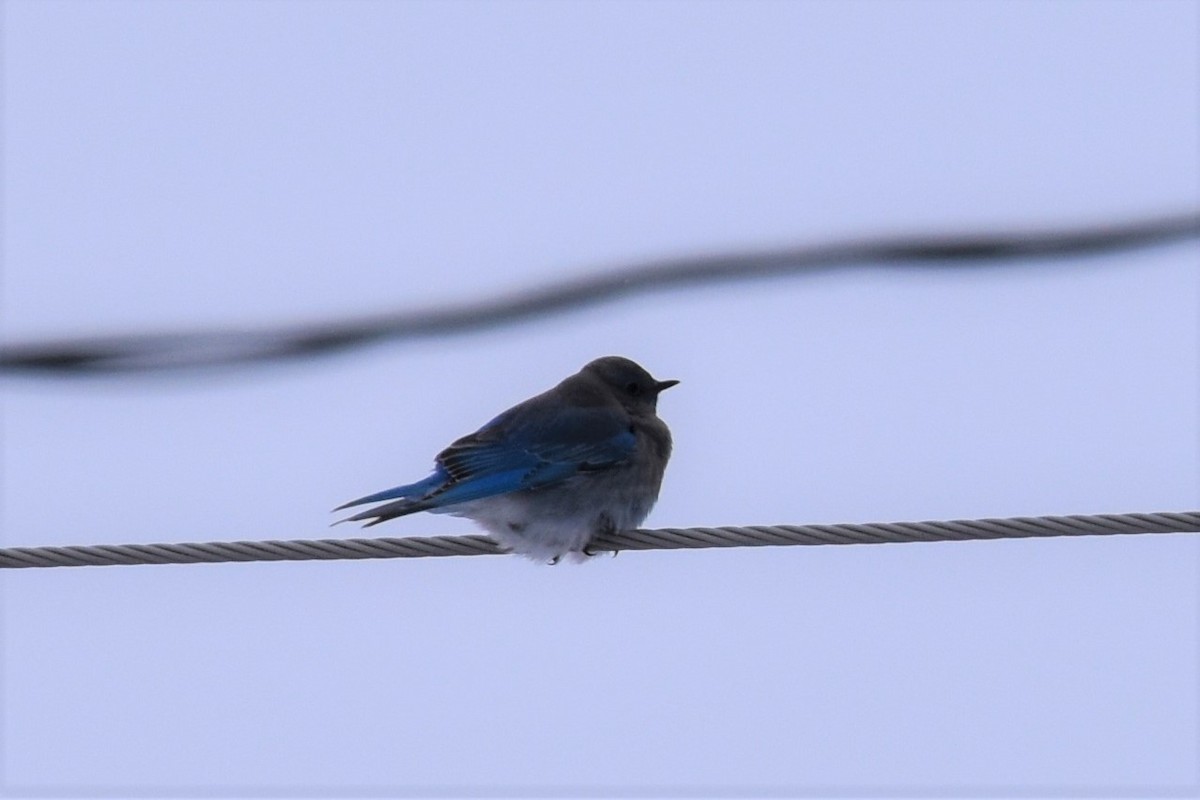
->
[[581, 545, 620, 559]]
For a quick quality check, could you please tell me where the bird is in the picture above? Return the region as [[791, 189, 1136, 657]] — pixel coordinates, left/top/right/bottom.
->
[[335, 356, 678, 563]]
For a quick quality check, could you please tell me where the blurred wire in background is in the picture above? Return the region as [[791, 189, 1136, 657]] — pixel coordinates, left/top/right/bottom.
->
[[1, 212, 1197, 376]]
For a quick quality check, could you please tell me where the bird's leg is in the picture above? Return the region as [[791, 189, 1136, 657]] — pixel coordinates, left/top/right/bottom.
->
[[583, 514, 620, 558]]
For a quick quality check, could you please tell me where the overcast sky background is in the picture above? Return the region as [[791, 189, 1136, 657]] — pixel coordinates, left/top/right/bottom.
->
[[2, 1, 1198, 797]]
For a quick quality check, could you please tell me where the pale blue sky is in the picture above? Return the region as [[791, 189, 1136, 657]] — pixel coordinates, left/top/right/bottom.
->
[[2, 1, 1198, 796]]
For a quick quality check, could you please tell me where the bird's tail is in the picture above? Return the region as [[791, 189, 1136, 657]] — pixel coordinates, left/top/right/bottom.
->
[[332, 473, 444, 527]]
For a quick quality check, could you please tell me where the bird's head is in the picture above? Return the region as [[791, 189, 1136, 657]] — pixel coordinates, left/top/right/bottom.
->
[[582, 356, 679, 414]]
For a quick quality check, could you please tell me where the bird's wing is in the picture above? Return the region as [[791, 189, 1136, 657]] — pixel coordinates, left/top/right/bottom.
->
[[335, 402, 635, 526], [426, 405, 635, 507]]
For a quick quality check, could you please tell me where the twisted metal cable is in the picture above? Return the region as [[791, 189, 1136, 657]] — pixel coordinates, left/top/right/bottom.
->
[[1, 511, 1196, 569], [2, 213, 1197, 375]]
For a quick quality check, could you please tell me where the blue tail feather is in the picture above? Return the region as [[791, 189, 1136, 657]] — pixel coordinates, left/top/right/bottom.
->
[[333, 472, 444, 512]]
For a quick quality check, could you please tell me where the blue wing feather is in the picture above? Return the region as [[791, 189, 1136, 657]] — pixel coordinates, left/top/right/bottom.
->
[[437, 407, 635, 486], [337, 402, 637, 526]]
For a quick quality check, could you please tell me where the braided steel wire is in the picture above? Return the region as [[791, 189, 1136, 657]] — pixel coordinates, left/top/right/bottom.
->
[[1, 511, 1196, 569]]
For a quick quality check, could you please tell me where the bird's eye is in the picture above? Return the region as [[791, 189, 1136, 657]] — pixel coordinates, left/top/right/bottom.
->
[[625, 381, 642, 396]]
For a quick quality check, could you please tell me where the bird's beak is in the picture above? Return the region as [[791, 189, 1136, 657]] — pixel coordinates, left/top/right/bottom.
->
[[655, 379, 680, 392]]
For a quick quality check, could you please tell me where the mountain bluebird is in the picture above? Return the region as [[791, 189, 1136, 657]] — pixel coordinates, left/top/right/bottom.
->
[[335, 356, 678, 562]]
